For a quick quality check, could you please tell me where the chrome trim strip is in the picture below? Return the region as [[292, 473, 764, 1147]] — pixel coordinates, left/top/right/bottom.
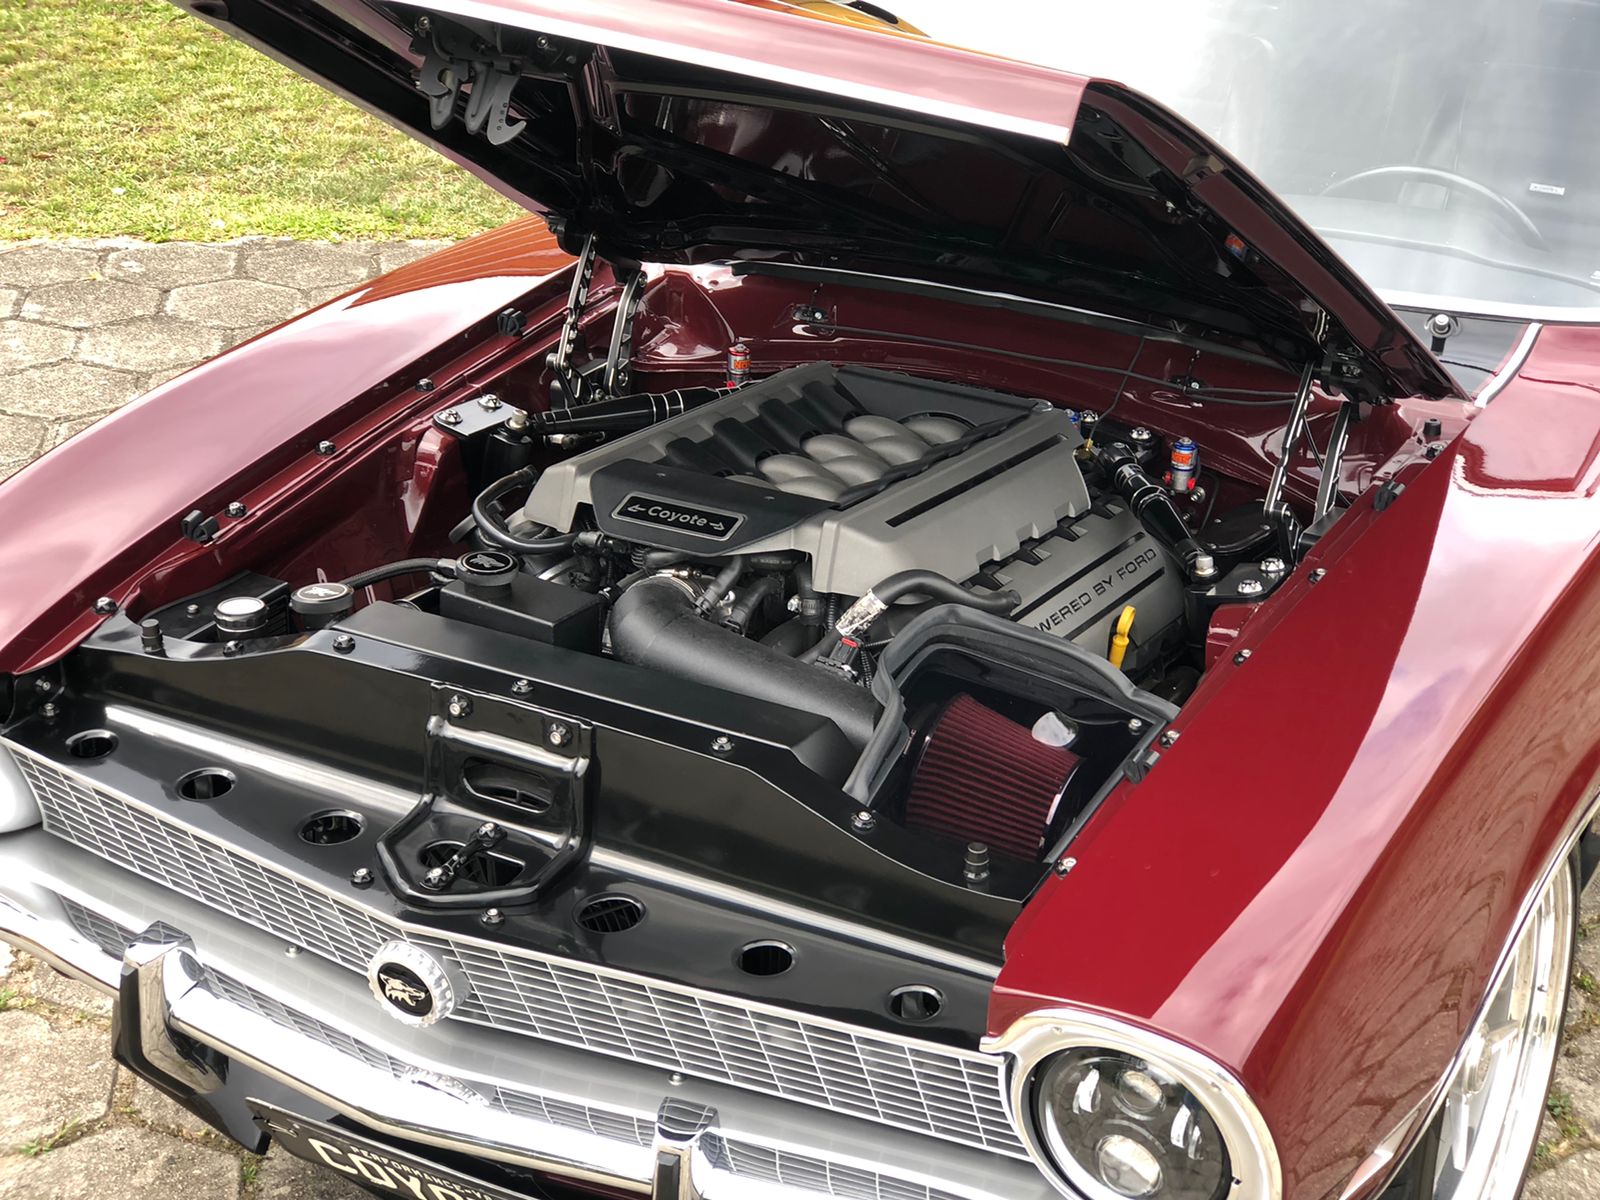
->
[[1472, 323, 1542, 409], [1338, 785, 1600, 1200], [1380, 291, 1598, 324]]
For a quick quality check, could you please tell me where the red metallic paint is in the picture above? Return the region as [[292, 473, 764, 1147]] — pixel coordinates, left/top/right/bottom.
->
[[991, 325, 1600, 1198]]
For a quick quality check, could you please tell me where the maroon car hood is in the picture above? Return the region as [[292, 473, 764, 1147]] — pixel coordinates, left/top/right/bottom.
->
[[181, 0, 1461, 400]]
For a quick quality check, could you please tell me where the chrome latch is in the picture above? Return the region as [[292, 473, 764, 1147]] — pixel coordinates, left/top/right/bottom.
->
[[652, 1098, 716, 1200]]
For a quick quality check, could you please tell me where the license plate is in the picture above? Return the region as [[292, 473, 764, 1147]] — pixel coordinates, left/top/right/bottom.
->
[[251, 1101, 541, 1200]]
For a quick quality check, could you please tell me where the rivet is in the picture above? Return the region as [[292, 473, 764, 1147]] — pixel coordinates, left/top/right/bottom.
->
[[711, 735, 734, 754], [186, 603, 203, 618], [851, 809, 877, 831], [285, 945, 302, 957], [668, 1072, 684, 1086], [93, 596, 117, 615], [332, 633, 356, 653], [351, 867, 374, 886]]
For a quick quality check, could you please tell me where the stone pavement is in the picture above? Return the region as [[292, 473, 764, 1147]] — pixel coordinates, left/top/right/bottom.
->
[[0, 239, 1598, 1197]]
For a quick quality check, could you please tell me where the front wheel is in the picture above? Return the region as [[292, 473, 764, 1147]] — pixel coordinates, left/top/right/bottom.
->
[[1385, 856, 1578, 1200]]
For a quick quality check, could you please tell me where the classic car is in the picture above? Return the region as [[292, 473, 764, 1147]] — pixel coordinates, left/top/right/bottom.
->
[[1, 2, 1596, 1200]]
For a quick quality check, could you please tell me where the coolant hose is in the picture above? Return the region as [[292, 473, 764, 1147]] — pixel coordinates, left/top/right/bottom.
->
[[609, 576, 880, 749], [341, 558, 456, 590], [801, 570, 1020, 663], [472, 467, 580, 555]]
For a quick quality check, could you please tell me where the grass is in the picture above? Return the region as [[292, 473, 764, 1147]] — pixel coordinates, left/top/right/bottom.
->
[[0, 0, 523, 240], [16, 1120, 81, 1157]]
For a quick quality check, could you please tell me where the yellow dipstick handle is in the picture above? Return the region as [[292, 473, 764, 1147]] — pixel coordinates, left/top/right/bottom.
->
[[1108, 605, 1136, 671]]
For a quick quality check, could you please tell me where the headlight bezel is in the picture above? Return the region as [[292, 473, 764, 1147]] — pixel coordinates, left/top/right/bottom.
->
[[984, 1009, 1282, 1200]]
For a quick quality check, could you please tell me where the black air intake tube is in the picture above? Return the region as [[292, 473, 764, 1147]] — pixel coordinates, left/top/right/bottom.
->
[[1094, 443, 1217, 581], [531, 387, 725, 436], [609, 576, 879, 749]]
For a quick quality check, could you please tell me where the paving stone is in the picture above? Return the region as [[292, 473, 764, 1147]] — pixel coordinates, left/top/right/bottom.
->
[[128, 1076, 220, 1139], [105, 243, 239, 290], [0, 361, 143, 419], [167, 278, 302, 328], [0, 945, 13, 979], [254, 1144, 372, 1200], [0, 287, 18, 319], [376, 241, 448, 274], [80, 316, 226, 373], [22, 279, 163, 330], [1557, 1026, 1600, 1135], [0, 245, 102, 289], [1527, 1148, 1600, 1200], [0, 414, 49, 464], [0, 1010, 115, 1151], [0, 319, 75, 373], [24, 961, 113, 1017], [243, 241, 377, 290], [0, 1125, 241, 1200]]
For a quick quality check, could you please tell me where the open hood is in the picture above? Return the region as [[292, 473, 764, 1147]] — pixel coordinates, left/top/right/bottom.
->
[[186, 0, 1463, 400]]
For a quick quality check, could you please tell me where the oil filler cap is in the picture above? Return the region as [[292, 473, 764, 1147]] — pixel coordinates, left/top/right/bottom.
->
[[214, 595, 269, 636], [456, 550, 519, 592], [290, 581, 355, 629]]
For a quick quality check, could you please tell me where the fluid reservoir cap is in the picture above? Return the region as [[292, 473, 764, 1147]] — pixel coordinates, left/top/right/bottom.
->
[[456, 549, 519, 589], [214, 595, 269, 635], [290, 581, 355, 619]]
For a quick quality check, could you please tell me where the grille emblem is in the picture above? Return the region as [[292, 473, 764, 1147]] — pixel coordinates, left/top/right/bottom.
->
[[367, 940, 458, 1027]]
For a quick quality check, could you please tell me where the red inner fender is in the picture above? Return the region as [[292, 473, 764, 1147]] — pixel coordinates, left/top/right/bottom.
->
[[903, 694, 1078, 859]]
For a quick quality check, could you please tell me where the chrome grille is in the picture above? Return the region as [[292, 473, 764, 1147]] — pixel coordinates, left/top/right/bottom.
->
[[17, 746, 1023, 1156]]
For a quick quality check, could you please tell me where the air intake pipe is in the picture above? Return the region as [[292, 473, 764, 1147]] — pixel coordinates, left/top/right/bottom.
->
[[532, 387, 725, 437], [609, 576, 879, 749], [1094, 443, 1217, 581]]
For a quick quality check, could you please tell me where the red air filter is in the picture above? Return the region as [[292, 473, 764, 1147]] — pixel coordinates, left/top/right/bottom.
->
[[903, 693, 1079, 859]]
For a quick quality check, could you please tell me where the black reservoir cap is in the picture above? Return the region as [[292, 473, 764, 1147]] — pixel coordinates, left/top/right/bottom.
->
[[291, 581, 355, 629]]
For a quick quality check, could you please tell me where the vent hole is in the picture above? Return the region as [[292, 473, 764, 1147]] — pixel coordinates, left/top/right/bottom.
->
[[887, 985, 943, 1023], [575, 894, 646, 934], [66, 731, 117, 760], [464, 760, 552, 815], [176, 768, 235, 801], [737, 940, 794, 977], [419, 841, 524, 887], [300, 810, 364, 845]]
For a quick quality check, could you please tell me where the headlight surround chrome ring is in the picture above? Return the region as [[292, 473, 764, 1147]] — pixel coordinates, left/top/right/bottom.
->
[[984, 1009, 1282, 1200]]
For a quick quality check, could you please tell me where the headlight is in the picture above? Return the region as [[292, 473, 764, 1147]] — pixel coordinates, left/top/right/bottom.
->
[[985, 1010, 1280, 1200], [1033, 1048, 1230, 1200]]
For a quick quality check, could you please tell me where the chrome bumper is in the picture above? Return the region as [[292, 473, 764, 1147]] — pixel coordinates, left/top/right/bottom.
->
[[0, 829, 1048, 1200]]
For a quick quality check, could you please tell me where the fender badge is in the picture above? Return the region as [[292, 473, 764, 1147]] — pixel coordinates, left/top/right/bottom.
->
[[367, 940, 458, 1027]]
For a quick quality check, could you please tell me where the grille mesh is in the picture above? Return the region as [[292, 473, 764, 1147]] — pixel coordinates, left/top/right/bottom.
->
[[18, 747, 1022, 1156]]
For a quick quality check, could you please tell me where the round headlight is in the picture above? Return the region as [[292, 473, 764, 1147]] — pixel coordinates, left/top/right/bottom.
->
[[1034, 1048, 1231, 1200]]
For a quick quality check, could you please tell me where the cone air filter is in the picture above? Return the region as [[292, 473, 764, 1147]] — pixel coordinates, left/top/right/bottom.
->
[[903, 693, 1079, 859]]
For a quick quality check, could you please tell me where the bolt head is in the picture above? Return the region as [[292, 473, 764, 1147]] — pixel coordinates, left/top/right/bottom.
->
[[481, 908, 505, 927], [32, 678, 52, 694], [1260, 557, 1287, 575], [851, 809, 877, 831], [475, 821, 500, 840], [1310, 567, 1328, 583], [478, 393, 502, 410], [39, 702, 59, 719], [332, 633, 356, 653], [93, 596, 117, 615], [668, 1072, 685, 1086], [1159, 730, 1180, 748], [351, 867, 374, 886], [439, 408, 463, 426], [415, 377, 436, 393], [1130, 426, 1154, 442], [511, 678, 533, 695], [447, 694, 473, 719], [1237, 578, 1265, 596], [1055, 856, 1078, 876], [711, 735, 734, 754], [225, 501, 247, 518], [1127, 717, 1145, 734], [1233, 648, 1253, 665], [222, 639, 243, 655], [315, 440, 337, 456], [423, 867, 449, 889], [547, 722, 572, 748], [285, 945, 302, 957], [186, 603, 203, 618]]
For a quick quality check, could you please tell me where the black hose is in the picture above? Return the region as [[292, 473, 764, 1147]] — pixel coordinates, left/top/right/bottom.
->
[[472, 468, 580, 555], [801, 570, 1021, 663], [725, 574, 783, 632], [696, 556, 745, 614], [341, 558, 456, 590], [609, 576, 879, 748]]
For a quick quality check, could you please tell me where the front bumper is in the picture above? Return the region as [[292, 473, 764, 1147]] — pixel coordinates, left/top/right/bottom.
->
[[0, 828, 1049, 1200]]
